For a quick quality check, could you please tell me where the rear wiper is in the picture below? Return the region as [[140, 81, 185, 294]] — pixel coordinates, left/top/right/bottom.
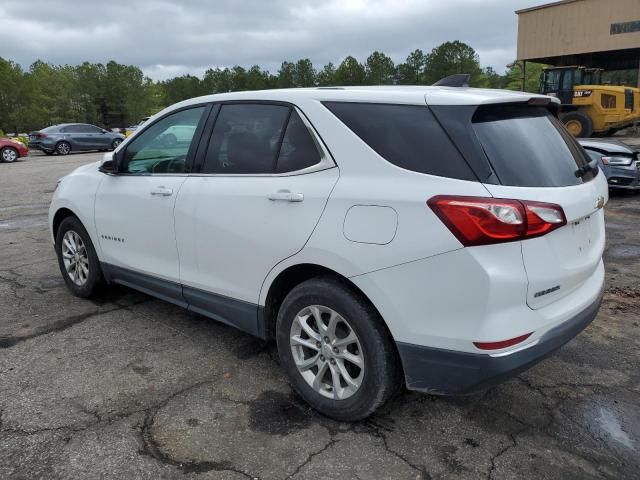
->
[[575, 159, 597, 178]]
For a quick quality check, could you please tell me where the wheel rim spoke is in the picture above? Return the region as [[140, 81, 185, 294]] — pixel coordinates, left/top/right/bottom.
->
[[290, 304, 364, 400], [61, 230, 89, 286]]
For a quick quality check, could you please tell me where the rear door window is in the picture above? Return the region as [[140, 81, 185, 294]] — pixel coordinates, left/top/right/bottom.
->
[[202, 104, 290, 174], [275, 110, 323, 173], [323, 102, 476, 180], [472, 106, 595, 187]]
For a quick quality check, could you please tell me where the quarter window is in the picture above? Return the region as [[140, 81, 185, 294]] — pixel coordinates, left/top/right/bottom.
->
[[202, 104, 290, 174], [275, 110, 323, 173], [324, 102, 474, 179], [123, 107, 205, 174]]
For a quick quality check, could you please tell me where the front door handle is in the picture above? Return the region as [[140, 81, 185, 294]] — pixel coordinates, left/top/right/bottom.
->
[[150, 186, 173, 197], [267, 190, 304, 202]]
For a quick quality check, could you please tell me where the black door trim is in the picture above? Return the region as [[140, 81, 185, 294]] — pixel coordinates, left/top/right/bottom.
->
[[101, 263, 265, 338]]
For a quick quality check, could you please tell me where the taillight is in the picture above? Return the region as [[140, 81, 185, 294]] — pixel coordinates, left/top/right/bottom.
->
[[427, 195, 566, 246]]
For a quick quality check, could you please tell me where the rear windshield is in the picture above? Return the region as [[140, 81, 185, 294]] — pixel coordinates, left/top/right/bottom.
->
[[472, 106, 596, 187]]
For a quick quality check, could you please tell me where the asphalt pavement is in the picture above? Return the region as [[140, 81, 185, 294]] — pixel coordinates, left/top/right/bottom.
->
[[0, 151, 638, 479]]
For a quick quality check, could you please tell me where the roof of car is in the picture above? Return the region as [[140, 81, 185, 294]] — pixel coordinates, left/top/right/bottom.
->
[[168, 86, 556, 111]]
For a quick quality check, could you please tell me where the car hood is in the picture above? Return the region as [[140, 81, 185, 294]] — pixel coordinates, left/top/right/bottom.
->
[[578, 138, 637, 155]]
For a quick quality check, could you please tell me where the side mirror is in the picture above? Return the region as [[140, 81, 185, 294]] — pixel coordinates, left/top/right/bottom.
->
[[99, 152, 118, 174], [102, 129, 108, 134]]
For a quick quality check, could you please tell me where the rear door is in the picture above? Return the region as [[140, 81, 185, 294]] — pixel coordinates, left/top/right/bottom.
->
[[175, 103, 338, 317], [470, 105, 607, 308]]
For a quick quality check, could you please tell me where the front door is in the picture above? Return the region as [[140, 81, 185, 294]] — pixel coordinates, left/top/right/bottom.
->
[[175, 103, 338, 332], [94, 105, 209, 287]]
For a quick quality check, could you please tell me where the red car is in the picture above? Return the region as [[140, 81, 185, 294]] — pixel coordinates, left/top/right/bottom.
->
[[0, 138, 29, 163]]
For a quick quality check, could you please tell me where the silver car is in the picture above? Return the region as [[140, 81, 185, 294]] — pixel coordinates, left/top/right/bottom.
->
[[28, 123, 125, 156], [579, 139, 640, 191]]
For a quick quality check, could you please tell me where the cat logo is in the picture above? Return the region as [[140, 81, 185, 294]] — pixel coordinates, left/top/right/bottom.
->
[[595, 196, 605, 210]]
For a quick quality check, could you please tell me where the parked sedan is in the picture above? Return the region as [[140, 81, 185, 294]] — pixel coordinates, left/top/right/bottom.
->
[[0, 137, 29, 163], [29, 124, 125, 155], [579, 139, 640, 191]]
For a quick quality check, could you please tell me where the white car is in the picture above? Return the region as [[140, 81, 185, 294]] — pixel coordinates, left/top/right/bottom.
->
[[49, 86, 607, 421]]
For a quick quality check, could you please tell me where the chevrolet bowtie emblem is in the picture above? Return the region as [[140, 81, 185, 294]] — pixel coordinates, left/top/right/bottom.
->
[[595, 196, 605, 210]]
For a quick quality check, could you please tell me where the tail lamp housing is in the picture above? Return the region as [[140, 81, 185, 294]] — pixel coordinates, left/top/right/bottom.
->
[[427, 195, 566, 247]]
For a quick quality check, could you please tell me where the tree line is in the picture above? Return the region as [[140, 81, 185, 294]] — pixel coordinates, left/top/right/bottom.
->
[[0, 41, 542, 133]]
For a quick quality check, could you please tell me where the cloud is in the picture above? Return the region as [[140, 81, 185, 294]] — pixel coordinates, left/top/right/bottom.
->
[[0, 0, 534, 79]]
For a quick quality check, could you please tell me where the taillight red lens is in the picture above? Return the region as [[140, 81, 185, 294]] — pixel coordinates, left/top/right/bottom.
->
[[427, 195, 566, 247]]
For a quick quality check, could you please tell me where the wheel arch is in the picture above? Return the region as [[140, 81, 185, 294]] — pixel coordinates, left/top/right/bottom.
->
[[261, 263, 396, 346], [52, 207, 80, 240]]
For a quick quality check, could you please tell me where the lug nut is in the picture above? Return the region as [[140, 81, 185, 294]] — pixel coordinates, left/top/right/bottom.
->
[[324, 336, 330, 343], [319, 355, 325, 361], [333, 347, 339, 354], [315, 341, 321, 349], [330, 358, 336, 365]]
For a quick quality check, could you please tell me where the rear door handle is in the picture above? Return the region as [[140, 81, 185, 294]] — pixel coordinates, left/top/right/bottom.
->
[[150, 186, 173, 197], [267, 190, 304, 202]]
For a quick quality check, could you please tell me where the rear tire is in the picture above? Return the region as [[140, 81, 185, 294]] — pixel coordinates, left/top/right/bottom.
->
[[1, 146, 18, 163], [276, 277, 401, 421], [55, 216, 103, 298], [56, 141, 71, 155], [561, 111, 593, 138], [111, 138, 122, 150]]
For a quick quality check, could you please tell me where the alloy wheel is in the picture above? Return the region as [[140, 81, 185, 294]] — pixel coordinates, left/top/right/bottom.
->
[[57, 142, 71, 155], [61, 230, 89, 286], [1, 148, 17, 162], [290, 305, 364, 400]]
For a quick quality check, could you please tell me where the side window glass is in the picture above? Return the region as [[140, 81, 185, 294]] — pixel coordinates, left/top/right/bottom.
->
[[275, 110, 323, 173], [84, 125, 102, 133], [202, 104, 290, 174], [123, 107, 205, 174]]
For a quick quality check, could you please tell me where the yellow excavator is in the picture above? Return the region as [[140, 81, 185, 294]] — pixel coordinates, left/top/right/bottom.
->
[[540, 66, 640, 137]]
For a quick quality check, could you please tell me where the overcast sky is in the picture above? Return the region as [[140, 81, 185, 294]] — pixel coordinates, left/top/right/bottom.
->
[[0, 0, 538, 80]]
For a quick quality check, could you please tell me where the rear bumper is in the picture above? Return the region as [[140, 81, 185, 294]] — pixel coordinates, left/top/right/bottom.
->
[[397, 286, 604, 395]]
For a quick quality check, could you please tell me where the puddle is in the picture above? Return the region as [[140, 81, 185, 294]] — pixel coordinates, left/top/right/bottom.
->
[[0, 214, 48, 231], [605, 244, 640, 259], [595, 408, 635, 450]]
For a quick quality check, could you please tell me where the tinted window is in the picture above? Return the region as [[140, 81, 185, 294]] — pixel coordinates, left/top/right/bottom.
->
[[323, 102, 475, 180], [62, 125, 83, 133], [80, 124, 103, 133], [202, 104, 290, 174], [123, 107, 205, 174], [275, 111, 323, 173], [472, 106, 595, 187]]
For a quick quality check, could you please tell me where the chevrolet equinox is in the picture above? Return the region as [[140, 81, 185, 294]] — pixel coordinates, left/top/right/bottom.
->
[[49, 86, 607, 421]]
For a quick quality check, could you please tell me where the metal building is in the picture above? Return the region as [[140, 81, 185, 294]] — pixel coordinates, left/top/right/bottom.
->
[[516, 0, 640, 85]]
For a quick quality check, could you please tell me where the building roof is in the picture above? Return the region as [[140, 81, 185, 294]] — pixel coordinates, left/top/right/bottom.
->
[[516, 0, 581, 15]]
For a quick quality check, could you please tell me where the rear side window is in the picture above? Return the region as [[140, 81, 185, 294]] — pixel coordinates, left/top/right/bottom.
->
[[323, 102, 475, 180], [472, 106, 595, 187], [202, 104, 290, 174]]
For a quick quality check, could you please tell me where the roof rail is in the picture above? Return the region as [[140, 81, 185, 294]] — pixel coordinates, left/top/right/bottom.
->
[[432, 74, 471, 88]]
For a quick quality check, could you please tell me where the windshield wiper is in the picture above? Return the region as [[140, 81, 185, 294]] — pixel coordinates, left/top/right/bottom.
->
[[574, 159, 597, 178]]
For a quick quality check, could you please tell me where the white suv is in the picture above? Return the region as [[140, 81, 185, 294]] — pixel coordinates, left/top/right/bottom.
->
[[49, 86, 607, 421]]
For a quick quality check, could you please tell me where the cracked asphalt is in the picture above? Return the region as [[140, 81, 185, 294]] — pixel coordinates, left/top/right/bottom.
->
[[1, 151, 639, 480]]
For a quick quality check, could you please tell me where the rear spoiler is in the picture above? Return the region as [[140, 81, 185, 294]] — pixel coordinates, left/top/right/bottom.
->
[[432, 74, 471, 88]]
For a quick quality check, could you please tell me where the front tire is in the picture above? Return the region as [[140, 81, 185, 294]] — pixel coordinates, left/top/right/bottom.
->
[[1, 146, 18, 163], [276, 277, 401, 421], [561, 111, 593, 138], [56, 141, 71, 155], [55, 216, 103, 298]]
